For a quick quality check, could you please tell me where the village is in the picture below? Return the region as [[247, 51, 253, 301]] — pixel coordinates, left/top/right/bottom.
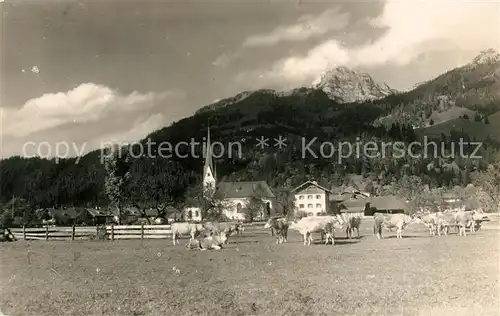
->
[[5, 128, 485, 230]]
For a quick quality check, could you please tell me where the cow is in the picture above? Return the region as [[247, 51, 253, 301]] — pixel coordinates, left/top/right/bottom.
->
[[289, 215, 345, 246], [341, 213, 362, 239], [203, 221, 243, 243], [264, 217, 289, 244], [373, 213, 421, 239], [185, 233, 227, 251], [455, 211, 482, 236], [436, 211, 482, 236], [171, 222, 205, 245], [420, 212, 439, 235], [435, 212, 457, 236]]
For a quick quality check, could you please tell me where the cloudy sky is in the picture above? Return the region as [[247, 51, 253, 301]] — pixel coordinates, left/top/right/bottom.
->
[[1, 0, 499, 158]]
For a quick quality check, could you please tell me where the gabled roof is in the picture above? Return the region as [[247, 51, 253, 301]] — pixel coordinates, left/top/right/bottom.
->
[[291, 180, 333, 194], [217, 181, 275, 199], [329, 192, 353, 202]]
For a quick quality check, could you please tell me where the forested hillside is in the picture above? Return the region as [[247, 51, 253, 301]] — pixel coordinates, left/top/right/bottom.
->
[[1, 84, 498, 209]]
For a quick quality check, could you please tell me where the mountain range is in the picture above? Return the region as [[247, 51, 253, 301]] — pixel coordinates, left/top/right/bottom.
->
[[1, 49, 500, 208], [312, 66, 396, 103]]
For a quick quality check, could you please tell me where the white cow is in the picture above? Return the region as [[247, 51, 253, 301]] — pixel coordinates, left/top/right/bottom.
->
[[185, 233, 227, 251], [373, 213, 421, 239], [289, 215, 345, 246], [171, 222, 205, 245], [420, 212, 439, 235], [341, 213, 362, 239]]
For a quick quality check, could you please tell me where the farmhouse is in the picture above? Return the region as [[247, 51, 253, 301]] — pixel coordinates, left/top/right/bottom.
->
[[200, 127, 275, 221], [365, 196, 408, 215], [292, 180, 332, 216], [341, 198, 369, 214]]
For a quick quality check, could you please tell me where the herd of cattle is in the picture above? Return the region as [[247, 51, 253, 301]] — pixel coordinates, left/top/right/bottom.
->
[[172, 209, 489, 251]]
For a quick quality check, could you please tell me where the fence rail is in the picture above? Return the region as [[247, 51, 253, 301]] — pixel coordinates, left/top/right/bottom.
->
[[9, 222, 266, 241]]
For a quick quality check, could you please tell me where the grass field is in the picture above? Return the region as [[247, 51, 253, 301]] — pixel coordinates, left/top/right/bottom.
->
[[1, 219, 499, 316]]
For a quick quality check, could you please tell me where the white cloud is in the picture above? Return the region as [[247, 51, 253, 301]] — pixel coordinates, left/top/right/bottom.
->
[[242, 6, 349, 47], [1, 83, 177, 138], [212, 51, 240, 68], [97, 113, 165, 146], [246, 0, 500, 85]]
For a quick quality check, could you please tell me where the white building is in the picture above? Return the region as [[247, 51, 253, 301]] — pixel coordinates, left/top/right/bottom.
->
[[216, 181, 275, 221], [292, 180, 332, 216], [192, 127, 275, 221]]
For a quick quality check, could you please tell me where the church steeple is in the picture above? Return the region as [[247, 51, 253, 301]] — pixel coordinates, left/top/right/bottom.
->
[[203, 126, 216, 197], [204, 126, 214, 174]]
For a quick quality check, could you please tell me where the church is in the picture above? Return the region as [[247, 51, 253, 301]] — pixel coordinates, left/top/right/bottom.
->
[[187, 127, 275, 221]]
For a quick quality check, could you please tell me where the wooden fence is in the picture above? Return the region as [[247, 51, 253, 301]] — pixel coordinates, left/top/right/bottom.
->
[[106, 224, 171, 240], [10, 222, 265, 241], [10, 226, 97, 241]]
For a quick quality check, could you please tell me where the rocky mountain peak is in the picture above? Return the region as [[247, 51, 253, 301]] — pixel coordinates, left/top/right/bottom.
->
[[312, 66, 395, 103], [470, 48, 500, 66]]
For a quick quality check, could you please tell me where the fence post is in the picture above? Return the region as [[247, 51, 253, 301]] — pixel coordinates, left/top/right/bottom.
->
[[23, 225, 26, 240], [45, 226, 49, 240], [72, 225, 75, 240], [111, 224, 114, 241], [141, 223, 144, 240]]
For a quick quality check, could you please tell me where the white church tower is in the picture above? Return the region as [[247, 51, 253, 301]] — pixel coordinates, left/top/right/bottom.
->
[[202, 127, 216, 198]]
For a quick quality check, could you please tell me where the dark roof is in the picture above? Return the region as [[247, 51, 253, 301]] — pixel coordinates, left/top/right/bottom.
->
[[341, 198, 369, 212], [122, 207, 141, 216], [49, 208, 80, 219], [370, 196, 407, 210], [217, 181, 275, 199], [291, 181, 333, 194], [87, 208, 112, 217], [330, 191, 368, 202]]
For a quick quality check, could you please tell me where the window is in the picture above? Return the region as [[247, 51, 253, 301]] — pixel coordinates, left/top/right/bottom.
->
[[195, 211, 199, 217], [316, 195, 321, 199], [316, 204, 321, 208], [236, 203, 243, 213], [307, 195, 313, 199], [299, 204, 304, 208], [187, 210, 192, 219], [299, 195, 304, 200], [307, 204, 313, 208], [307, 212, 313, 216]]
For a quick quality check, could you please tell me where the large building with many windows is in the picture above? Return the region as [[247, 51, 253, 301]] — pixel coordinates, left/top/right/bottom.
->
[[291, 180, 332, 216]]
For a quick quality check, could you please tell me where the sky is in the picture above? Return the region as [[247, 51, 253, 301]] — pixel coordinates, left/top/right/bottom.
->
[[1, 0, 499, 158]]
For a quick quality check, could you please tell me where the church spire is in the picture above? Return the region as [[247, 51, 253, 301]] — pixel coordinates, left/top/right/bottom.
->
[[204, 126, 214, 173], [203, 125, 217, 197]]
